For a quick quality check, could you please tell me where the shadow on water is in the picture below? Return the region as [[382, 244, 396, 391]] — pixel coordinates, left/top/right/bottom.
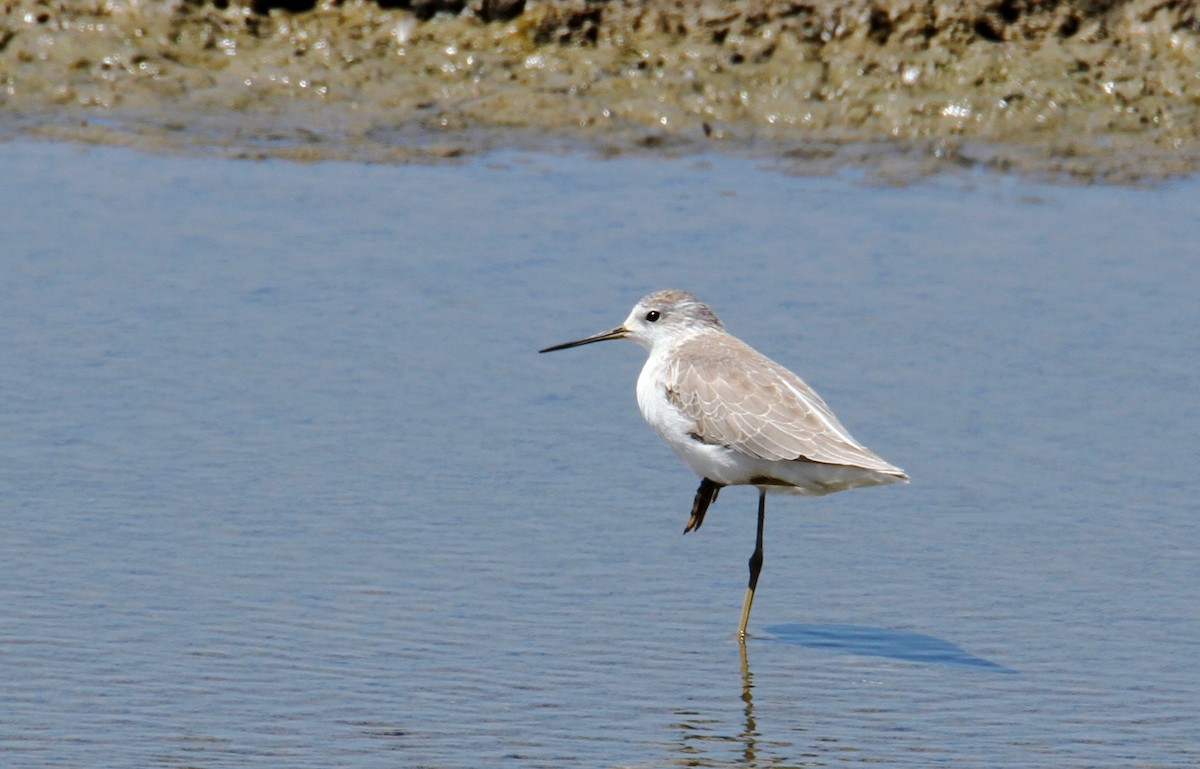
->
[[764, 623, 1015, 672]]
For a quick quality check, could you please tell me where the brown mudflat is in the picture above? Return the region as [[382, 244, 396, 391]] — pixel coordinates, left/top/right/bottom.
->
[[3, 1, 1197, 180]]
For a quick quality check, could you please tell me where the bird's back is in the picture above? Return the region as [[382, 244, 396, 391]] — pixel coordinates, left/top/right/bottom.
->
[[657, 331, 907, 479]]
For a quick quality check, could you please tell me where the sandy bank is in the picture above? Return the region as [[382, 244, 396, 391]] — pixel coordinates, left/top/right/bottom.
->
[[3, 0, 1199, 179]]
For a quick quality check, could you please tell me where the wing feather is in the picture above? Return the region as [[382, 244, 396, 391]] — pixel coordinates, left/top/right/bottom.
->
[[666, 333, 904, 475]]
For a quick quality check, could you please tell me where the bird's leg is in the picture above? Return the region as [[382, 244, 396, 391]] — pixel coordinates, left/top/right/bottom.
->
[[738, 490, 767, 641], [684, 477, 722, 533]]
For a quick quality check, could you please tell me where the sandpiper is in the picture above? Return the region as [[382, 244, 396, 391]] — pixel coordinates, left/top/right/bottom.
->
[[540, 290, 907, 639]]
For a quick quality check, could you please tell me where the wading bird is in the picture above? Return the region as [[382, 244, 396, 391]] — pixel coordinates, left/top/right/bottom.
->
[[540, 290, 907, 639]]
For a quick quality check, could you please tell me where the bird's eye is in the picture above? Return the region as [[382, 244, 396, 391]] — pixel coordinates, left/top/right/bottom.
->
[[645, 310, 661, 322]]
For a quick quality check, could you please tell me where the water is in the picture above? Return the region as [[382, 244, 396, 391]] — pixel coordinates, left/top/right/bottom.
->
[[1, 141, 1198, 768]]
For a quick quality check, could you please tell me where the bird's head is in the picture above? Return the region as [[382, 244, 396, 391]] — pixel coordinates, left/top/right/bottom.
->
[[539, 290, 724, 354]]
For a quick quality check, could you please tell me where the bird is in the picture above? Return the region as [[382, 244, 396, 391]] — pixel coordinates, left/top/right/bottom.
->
[[539, 290, 907, 640]]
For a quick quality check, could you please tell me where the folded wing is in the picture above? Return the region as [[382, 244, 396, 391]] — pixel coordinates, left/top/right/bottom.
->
[[665, 334, 906, 477]]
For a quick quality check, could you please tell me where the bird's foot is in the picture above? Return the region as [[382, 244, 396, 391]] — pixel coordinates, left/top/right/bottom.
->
[[684, 478, 722, 534]]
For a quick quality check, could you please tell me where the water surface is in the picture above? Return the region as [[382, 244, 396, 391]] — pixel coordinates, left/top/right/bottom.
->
[[1, 142, 1198, 768]]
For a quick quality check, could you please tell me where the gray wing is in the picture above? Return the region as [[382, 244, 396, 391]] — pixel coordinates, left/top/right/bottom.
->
[[665, 334, 905, 475]]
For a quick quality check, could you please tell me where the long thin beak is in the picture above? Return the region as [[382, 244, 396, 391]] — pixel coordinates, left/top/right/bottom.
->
[[539, 326, 628, 353]]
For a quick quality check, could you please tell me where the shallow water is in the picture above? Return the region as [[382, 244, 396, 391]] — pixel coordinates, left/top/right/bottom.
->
[[1, 141, 1198, 768]]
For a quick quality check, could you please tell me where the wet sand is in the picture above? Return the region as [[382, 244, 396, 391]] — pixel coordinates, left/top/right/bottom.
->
[[3, 0, 1199, 179]]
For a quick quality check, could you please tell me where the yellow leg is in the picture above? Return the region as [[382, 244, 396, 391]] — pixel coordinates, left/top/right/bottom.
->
[[738, 490, 767, 640]]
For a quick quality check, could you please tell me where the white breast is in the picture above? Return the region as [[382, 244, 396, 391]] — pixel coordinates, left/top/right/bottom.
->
[[635, 351, 749, 485]]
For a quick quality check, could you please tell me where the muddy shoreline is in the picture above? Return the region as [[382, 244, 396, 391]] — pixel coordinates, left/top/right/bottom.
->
[[3, 0, 1199, 180]]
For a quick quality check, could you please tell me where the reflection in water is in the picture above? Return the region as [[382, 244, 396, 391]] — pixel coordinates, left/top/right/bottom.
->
[[671, 643, 801, 768], [671, 626, 1012, 766], [738, 642, 757, 766]]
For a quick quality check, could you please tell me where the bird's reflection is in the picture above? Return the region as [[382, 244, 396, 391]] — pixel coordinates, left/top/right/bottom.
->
[[738, 641, 757, 764], [669, 641, 776, 767], [672, 626, 1011, 766]]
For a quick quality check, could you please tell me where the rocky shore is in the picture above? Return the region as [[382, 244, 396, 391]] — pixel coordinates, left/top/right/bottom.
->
[[3, 0, 1199, 179]]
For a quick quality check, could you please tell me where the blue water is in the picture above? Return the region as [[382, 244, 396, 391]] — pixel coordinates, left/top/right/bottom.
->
[[1, 141, 1198, 768]]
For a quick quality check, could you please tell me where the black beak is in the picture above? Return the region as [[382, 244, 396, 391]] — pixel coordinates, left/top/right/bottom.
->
[[539, 327, 629, 353]]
